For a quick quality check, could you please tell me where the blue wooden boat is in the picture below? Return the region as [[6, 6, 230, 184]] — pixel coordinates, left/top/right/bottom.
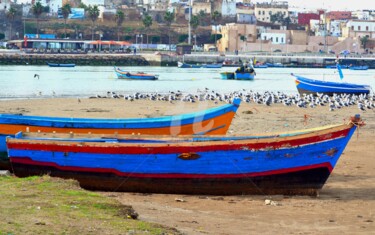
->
[[0, 99, 241, 170], [6, 115, 362, 195], [114, 67, 158, 80], [293, 74, 371, 96], [266, 62, 284, 68], [254, 64, 268, 68], [326, 64, 349, 69], [202, 64, 223, 68], [235, 72, 255, 80], [220, 72, 235, 80], [47, 62, 75, 67], [349, 66, 369, 70], [177, 61, 202, 68]]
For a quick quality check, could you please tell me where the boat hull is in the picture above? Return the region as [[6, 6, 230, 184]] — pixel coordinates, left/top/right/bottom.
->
[[220, 72, 234, 80], [7, 118, 358, 195], [47, 63, 75, 67], [10, 162, 329, 195], [114, 67, 158, 80], [177, 62, 201, 68], [202, 64, 223, 68], [294, 74, 371, 95], [235, 73, 255, 80], [0, 99, 240, 160], [349, 66, 369, 70]]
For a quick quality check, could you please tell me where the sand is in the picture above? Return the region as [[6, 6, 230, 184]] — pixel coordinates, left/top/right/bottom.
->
[[1, 98, 374, 234]]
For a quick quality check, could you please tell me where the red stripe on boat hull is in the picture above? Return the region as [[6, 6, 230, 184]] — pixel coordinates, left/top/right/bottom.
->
[[7, 128, 351, 154]]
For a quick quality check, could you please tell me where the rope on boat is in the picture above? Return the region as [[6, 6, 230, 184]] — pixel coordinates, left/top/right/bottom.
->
[[348, 116, 366, 140]]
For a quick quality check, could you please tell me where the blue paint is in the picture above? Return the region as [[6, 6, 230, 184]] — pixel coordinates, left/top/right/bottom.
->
[[234, 73, 255, 80], [0, 100, 240, 129], [8, 126, 357, 176], [295, 75, 371, 94], [337, 64, 344, 80]]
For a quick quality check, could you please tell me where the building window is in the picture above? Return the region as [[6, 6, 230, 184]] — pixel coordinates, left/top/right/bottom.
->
[[358, 26, 361, 31], [259, 11, 261, 15], [281, 38, 284, 43], [263, 11, 265, 15], [351, 26, 354, 30], [276, 37, 278, 42], [366, 26, 369, 31]]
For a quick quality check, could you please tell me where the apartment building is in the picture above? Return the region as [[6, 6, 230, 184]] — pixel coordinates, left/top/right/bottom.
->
[[255, 1, 288, 23]]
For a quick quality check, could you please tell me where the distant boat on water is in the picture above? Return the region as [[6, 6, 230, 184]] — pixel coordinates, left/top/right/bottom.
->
[[220, 72, 235, 80], [266, 62, 284, 68], [46, 62, 75, 67], [293, 74, 371, 96], [178, 61, 201, 68], [349, 65, 369, 70], [202, 64, 222, 68], [114, 67, 158, 80], [178, 61, 222, 68]]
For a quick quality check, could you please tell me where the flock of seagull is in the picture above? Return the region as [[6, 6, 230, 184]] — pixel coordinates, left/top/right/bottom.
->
[[90, 88, 375, 112]]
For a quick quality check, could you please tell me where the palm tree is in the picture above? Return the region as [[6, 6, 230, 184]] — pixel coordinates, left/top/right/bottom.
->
[[32, 0, 44, 35], [61, 4, 72, 39], [164, 11, 175, 50], [87, 5, 100, 40], [190, 15, 199, 48], [6, 6, 17, 40], [198, 10, 206, 26], [361, 35, 369, 50], [211, 11, 221, 50], [142, 14, 153, 48], [115, 10, 125, 41]]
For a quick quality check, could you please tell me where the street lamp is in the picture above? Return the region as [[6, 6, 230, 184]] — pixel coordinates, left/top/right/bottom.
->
[[136, 34, 143, 51], [193, 35, 197, 52], [99, 34, 103, 52]]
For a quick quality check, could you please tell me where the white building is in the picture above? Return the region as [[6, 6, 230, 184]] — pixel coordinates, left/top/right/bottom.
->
[[0, 0, 11, 11], [221, 0, 236, 17], [343, 20, 375, 38], [352, 11, 371, 20], [329, 20, 343, 37], [82, 0, 105, 19], [261, 32, 286, 44]]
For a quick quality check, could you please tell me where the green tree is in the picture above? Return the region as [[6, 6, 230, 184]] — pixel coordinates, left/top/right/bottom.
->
[[178, 34, 188, 43], [32, 0, 44, 35], [190, 15, 199, 33], [78, 2, 88, 10], [142, 14, 153, 47], [270, 12, 291, 29], [198, 10, 206, 26], [6, 6, 17, 40], [115, 10, 125, 41], [87, 5, 100, 40], [361, 35, 369, 50], [61, 4, 72, 39], [164, 11, 175, 50], [211, 11, 222, 49]]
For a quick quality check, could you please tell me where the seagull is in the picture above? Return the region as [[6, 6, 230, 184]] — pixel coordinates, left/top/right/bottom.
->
[[34, 74, 40, 79]]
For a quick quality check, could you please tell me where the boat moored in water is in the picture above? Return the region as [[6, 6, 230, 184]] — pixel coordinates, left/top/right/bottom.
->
[[114, 67, 158, 80], [47, 62, 75, 67], [293, 74, 372, 96]]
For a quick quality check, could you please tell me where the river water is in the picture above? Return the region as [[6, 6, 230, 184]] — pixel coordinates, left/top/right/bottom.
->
[[0, 65, 374, 99]]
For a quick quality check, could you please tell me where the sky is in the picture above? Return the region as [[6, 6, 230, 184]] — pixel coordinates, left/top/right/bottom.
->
[[258, 0, 375, 11]]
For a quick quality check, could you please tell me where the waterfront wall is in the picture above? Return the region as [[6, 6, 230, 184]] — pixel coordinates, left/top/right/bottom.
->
[[1, 51, 375, 68]]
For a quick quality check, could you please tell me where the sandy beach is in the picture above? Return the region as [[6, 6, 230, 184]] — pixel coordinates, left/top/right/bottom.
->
[[1, 98, 374, 234]]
